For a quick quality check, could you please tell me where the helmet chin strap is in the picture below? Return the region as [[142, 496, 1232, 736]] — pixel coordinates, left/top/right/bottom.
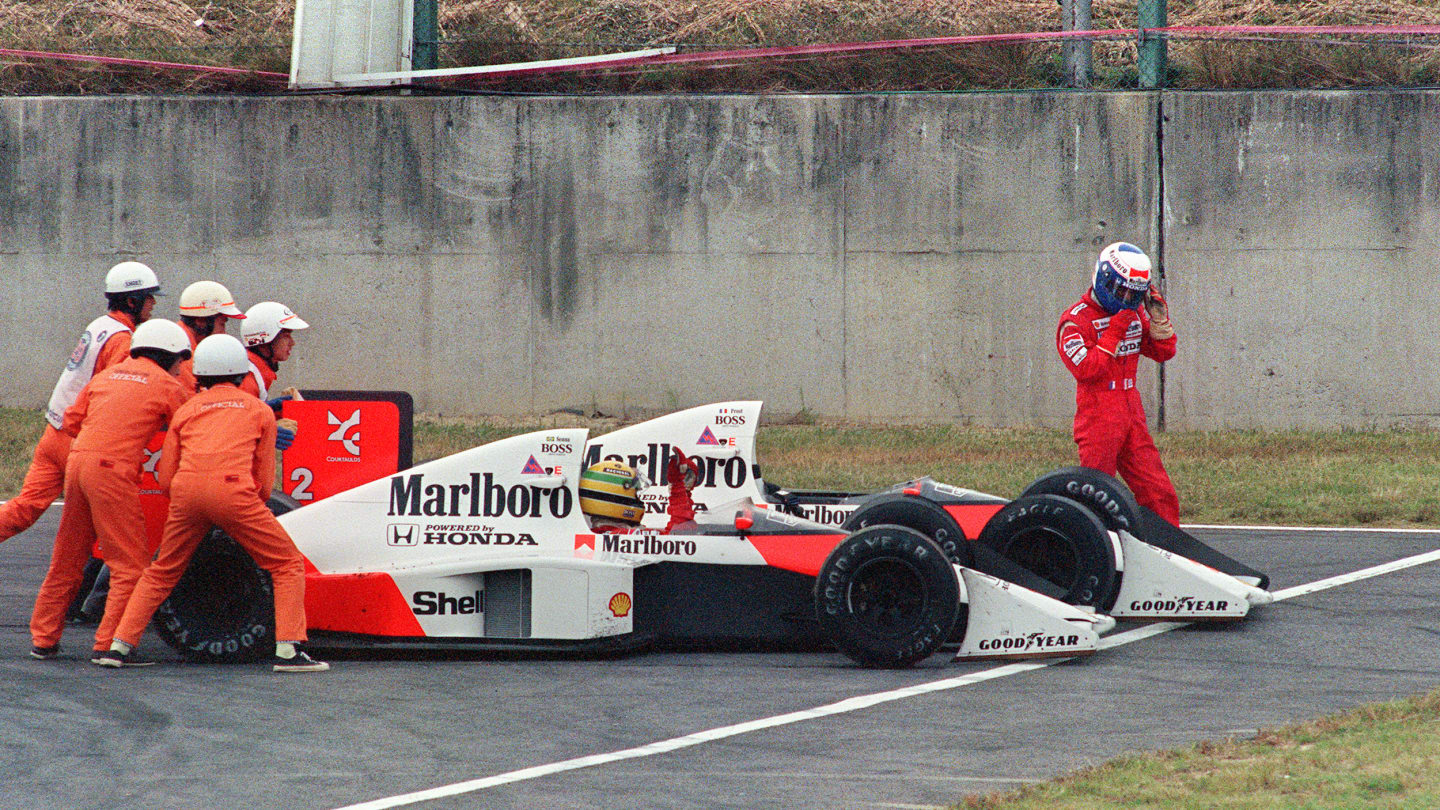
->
[[251, 342, 280, 371]]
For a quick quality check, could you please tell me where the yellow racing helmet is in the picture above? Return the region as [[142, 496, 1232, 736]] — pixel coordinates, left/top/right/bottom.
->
[[579, 460, 646, 526]]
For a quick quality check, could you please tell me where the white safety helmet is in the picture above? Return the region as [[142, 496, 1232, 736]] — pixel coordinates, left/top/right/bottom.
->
[[104, 261, 162, 296], [241, 301, 309, 347], [130, 319, 192, 356], [178, 280, 245, 319], [193, 334, 250, 376]]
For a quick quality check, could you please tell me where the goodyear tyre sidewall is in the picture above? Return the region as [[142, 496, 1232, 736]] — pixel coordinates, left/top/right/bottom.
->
[[977, 493, 1118, 609], [841, 494, 973, 568], [153, 492, 293, 663], [1018, 466, 1142, 535], [814, 525, 961, 669]]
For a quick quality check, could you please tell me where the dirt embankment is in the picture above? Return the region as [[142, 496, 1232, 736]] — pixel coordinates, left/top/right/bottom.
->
[[3, 1, 1440, 93]]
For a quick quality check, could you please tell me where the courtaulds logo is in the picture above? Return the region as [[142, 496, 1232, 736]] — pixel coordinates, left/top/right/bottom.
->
[[328, 409, 361, 455], [388, 523, 420, 546], [141, 448, 161, 476]]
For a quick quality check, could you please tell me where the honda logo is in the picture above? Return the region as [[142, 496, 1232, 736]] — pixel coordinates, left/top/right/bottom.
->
[[387, 523, 420, 546]]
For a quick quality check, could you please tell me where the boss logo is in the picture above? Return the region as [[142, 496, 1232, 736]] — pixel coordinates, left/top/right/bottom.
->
[[714, 415, 746, 426], [541, 443, 573, 454]]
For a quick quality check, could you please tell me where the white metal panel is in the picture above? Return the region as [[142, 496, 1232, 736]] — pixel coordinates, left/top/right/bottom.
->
[[291, 0, 412, 89]]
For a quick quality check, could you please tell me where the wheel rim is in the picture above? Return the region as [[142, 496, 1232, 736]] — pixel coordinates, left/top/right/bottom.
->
[[177, 548, 265, 626], [846, 557, 928, 635], [1003, 527, 1080, 593]]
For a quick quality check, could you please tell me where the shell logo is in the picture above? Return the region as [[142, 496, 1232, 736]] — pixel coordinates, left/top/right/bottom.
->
[[608, 592, 632, 618]]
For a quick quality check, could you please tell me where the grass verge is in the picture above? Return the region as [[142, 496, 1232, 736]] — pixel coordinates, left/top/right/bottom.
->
[[5, 1, 1440, 93], [963, 688, 1440, 809], [2, 407, 1438, 527]]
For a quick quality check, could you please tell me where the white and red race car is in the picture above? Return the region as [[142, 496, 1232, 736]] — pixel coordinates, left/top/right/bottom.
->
[[152, 401, 1268, 669], [589, 402, 1272, 621]]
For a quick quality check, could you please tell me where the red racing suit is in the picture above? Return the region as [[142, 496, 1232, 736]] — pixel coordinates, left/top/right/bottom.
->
[[1056, 291, 1180, 525]]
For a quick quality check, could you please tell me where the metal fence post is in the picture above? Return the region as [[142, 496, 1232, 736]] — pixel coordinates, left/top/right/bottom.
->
[[1061, 0, 1092, 88], [414, 0, 439, 71], [1138, 0, 1166, 88]]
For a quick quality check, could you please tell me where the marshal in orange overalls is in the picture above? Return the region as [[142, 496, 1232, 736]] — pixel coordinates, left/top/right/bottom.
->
[[0, 313, 136, 542], [29, 354, 190, 652], [112, 382, 310, 650]]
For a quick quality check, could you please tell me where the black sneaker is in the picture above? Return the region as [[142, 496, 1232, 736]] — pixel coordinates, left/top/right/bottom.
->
[[92, 649, 156, 668], [30, 645, 60, 660], [273, 648, 329, 673]]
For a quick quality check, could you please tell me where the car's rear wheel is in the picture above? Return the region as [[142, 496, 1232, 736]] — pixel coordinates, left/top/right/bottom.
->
[[977, 494, 1117, 609], [153, 492, 298, 663], [814, 525, 961, 669], [842, 494, 973, 567], [1018, 466, 1141, 535]]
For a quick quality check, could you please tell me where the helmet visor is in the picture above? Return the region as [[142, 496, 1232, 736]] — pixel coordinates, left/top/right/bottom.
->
[[1101, 273, 1148, 309]]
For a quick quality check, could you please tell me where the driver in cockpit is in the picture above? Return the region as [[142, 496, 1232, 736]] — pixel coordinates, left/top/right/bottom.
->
[[578, 450, 698, 534]]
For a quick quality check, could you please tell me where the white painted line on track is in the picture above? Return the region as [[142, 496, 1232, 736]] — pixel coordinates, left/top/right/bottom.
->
[[330, 546, 1440, 810], [1185, 523, 1440, 534]]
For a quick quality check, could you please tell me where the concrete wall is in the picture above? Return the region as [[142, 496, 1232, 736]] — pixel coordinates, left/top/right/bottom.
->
[[0, 91, 1433, 428]]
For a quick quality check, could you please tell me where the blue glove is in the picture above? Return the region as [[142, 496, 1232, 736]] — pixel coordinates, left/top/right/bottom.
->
[[276, 426, 296, 451], [266, 395, 293, 411]]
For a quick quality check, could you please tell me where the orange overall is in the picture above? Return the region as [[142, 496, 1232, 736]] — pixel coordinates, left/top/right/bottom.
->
[[239, 349, 277, 400], [29, 355, 190, 651], [173, 322, 202, 395], [113, 382, 310, 648], [0, 314, 135, 542]]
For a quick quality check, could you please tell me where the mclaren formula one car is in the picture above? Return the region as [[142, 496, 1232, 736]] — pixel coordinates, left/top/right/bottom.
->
[[587, 402, 1273, 622], [153, 401, 1268, 669], [154, 425, 1122, 669]]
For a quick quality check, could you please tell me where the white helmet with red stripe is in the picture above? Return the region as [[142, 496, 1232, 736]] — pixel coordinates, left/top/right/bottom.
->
[[179, 280, 245, 319], [241, 301, 309, 347]]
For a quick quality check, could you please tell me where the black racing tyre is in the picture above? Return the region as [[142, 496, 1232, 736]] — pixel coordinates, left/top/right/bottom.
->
[[153, 492, 299, 663], [1018, 466, 1142, 535], [814, 525, 961, 669], [977, 494, 1118, 609], [841, 494, 973, 568]]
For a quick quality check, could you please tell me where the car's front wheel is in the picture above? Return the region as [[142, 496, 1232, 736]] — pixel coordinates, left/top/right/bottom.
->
[[814, 525, 961, 669]]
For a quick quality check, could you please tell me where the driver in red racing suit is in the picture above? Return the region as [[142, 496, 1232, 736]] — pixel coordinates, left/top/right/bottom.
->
[[1056, 242, 1180, 526], [579, 451, 698, 534]]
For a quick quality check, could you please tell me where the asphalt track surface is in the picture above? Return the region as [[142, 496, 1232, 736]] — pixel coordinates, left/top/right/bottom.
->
[[3, 507, 1439, 810]]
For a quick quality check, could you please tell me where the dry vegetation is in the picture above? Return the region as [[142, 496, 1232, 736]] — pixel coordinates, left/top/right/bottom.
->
[[3, 0, 1440, 93]]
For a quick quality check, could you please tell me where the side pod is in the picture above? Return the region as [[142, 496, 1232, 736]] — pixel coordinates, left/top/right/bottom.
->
[[954, 567, 1115, 661], [1108, 530, 1273, 621]]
